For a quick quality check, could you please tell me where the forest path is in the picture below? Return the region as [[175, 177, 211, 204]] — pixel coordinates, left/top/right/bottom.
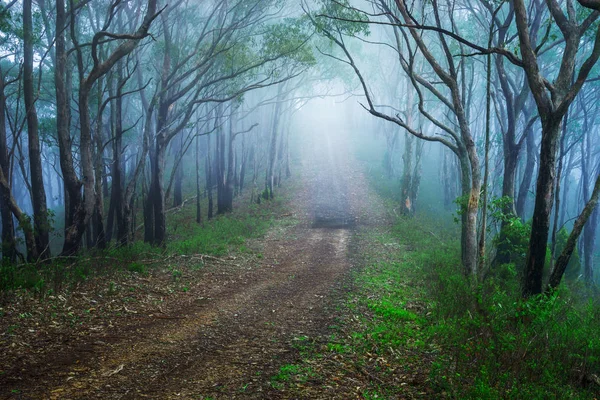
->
[[2, 130, 388, 400]]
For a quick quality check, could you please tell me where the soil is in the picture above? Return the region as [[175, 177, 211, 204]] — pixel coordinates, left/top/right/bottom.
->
[[0, 130, 391, 399]]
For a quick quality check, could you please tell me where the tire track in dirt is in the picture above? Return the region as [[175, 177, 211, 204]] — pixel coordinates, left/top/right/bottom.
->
[[5, 128, 387, 400]]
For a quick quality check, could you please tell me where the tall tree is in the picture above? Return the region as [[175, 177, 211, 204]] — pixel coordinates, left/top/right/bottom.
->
[[60, 0, 159, 254], [513, 0, 600, 296], [23, 0, 51, 259]]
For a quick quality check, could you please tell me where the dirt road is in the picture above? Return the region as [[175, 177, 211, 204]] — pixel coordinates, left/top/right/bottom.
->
[[1, 129, 386, 399]]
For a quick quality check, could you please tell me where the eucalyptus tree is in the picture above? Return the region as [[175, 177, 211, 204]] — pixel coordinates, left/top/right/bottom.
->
[[577, 91, 600, 282], [472, 2, 539, 265], [510, 0, 600, 296], [0, 1, 42, 262], [310, 0, 486, 277], [23, 0, 51, 259], [50, 0, 161, 255], [0, 12, 19, 262], [142, 0, 313, 246]]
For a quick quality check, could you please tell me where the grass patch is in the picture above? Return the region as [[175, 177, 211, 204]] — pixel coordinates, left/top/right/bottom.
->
[[0, 189, 290, 295], [270, 364, 317, 389], [270, 168, 600, 399], [167, 203, 274, 256], [269, 223, 437, 398]]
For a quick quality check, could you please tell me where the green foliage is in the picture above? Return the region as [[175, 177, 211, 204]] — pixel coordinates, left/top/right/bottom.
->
[[428, 256, 600, 399], [167, 204, 272, 256], [453, 193, 469, 222], [313, 0, 370, 37], [127, 262, 147, 275], [270, 364, 317, 389], [262, 19, 316, 66], [490, 197, 532, 268], [274, 172, 600, 398], [0, 4, 12, 34], [0, 196, 279, 293]]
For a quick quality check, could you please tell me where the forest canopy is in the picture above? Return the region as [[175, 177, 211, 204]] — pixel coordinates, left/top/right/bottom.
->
[[0, 0, 599, 298]]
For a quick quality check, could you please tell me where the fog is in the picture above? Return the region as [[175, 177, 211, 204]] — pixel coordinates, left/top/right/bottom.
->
[[0, 0, 598, 294]]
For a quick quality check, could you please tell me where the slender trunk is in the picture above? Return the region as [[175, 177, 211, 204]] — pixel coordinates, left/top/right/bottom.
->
[[0, 69, 17, 262], [107, 66, 125, 243], [496, 149, 519, 265], [0, 167, 38, 261], [559, 151, 574, 229], [55, 0, 80, 254], [583, 207, 599, 283], [516, 126, 535, 219], [206, 133, 213, 220], [120, 119, 149, 246], [152, 137, 167, 246], [401, 133, 414, 215], [478, 47, 492, 274], [285, 129, 291, 179], [550, 117, 569, 261], [458, 149, 479, 277], [410, 141, 423, 213], [547, 173, 600, 290], [24, 0, 51, 259], [222, 114, 236, 213], [266, 86, 284, 200], [581, 130, 596, 283], [196, 133, 202, 224], [93, 80, 106, 249], [239, 145, 247, 194], [143, 157, 155, 243], [523, 121, 561, 297], [173, 134, 183, 207], [401, 89, 415, 215]]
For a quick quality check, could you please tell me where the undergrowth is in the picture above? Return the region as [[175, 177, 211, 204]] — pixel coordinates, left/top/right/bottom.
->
[[0, 192, 287, 295], [271, 170, 600, 399]]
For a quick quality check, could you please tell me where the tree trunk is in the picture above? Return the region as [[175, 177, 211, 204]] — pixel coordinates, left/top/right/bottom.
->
[[581, 129, 597, 283], [221, 112, 236, 213], [547, 173, 600, 290], [173, 134, 183, 207], [206, 133, 213, 220], [239, 145, 247, 195], [92, 81, 106, 249], [401, 132, 414, 215], [516, 125, 535, 219], [0, 167, 38, 261], [106, 66, 125, 244], [523, 121, 561, 297], [152, 137, 167, 246], [266, 86, 285, 200], [457, 149, 480, 277], [195, 133, 202, 224], [0, 69, 17, 262], [55, 0, 83, 255], [496, 147, 519, 265], [24, 0, 51, 259], [143, 159, 155, 243]]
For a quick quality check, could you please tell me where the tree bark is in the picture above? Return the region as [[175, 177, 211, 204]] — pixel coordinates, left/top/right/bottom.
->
[[24, 0, 51, 260], [195, 132, 202, 224], [206, 133, 213, 220], [65, 0, 159, 254], [0, 69, 17, 262], [0, 167, 38, 261], [547, 172, 600, 290], [516, 125, 536, 219], [523, 121, 561, 296], [173, 134, 184, 207]]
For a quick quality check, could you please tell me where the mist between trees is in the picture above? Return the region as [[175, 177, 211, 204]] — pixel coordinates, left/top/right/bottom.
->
[[0, 0, 599, 299]]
